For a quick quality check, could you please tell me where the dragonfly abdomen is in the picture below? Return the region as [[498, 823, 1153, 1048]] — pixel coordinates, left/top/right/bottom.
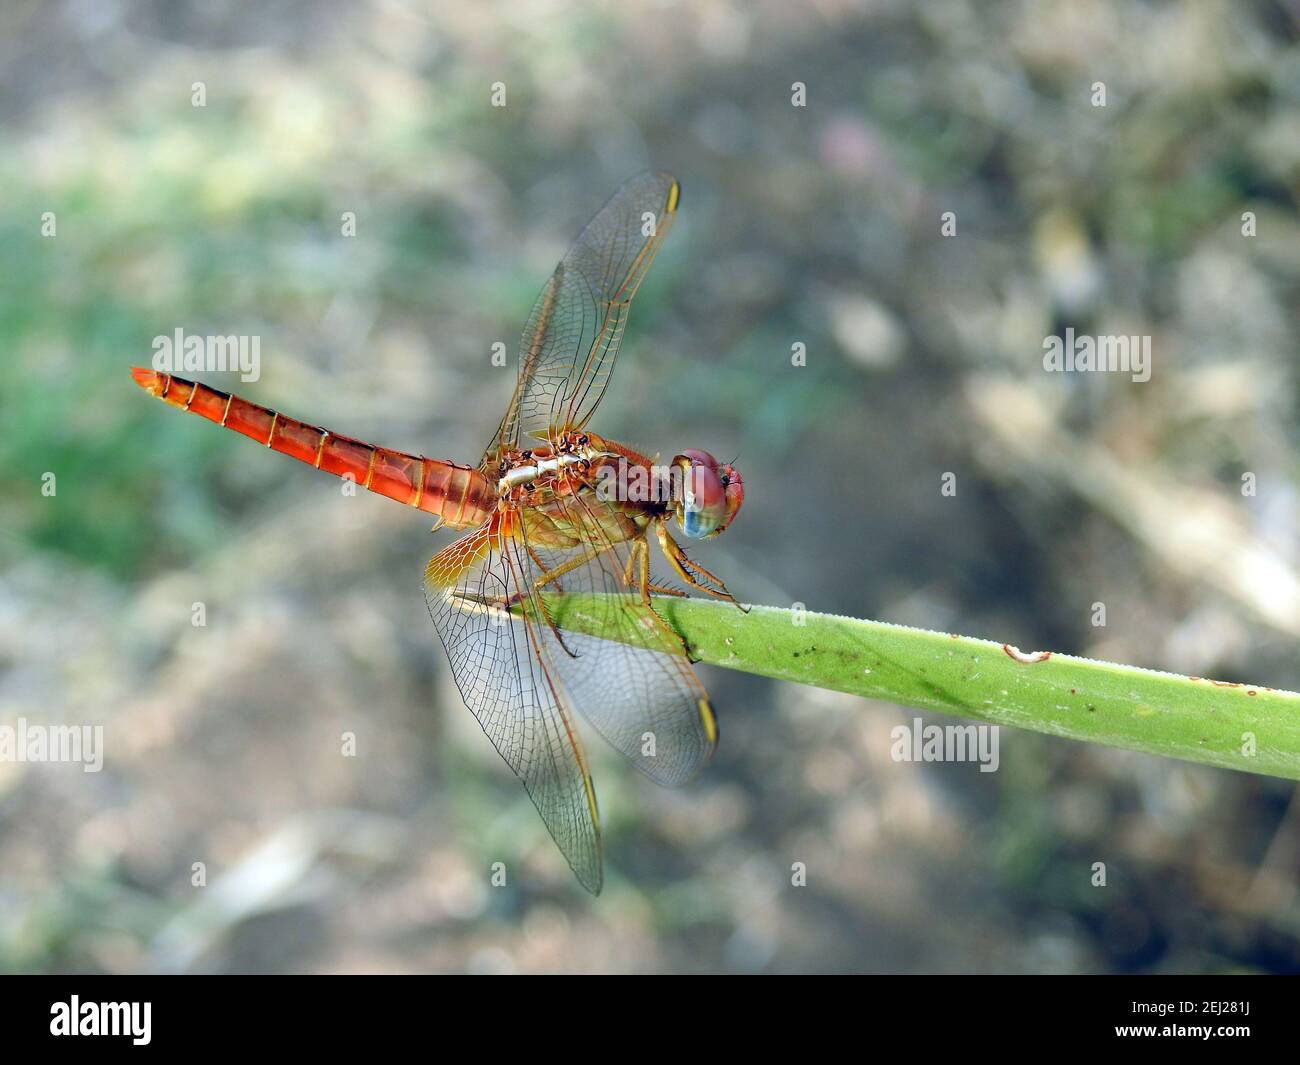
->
[[130, 368, 495, 528]]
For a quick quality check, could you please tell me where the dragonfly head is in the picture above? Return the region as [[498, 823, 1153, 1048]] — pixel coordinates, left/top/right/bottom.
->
[[672, 450, 743, 540]]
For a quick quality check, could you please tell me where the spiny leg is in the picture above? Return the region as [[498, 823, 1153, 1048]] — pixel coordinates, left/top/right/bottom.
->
[[503, 541, 584, 659], [518, 489, 642, 602], [503, 538, 614, 609], [533, 583, 579, 659], [630, 536, 697, 659], [646, 581, 688, 598], [517, 535, 667, 657], [509, 541, 625, 659], [620, 538, 685, 598], [435, 523, 585, 658], [528, 541, 609, 594], [655, 521, 747, 611], [526, 543, 555, 586], [671, 551, 732, 597]]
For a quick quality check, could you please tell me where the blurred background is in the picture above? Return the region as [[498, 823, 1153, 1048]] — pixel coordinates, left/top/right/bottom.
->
[[1, 0, 1298, 974]]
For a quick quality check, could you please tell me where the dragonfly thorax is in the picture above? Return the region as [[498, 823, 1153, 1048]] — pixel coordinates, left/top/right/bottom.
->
[[497, 446, 605, 493]]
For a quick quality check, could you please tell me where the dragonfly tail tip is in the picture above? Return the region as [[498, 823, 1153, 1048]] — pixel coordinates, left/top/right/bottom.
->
[[130, 366, 162, 394]]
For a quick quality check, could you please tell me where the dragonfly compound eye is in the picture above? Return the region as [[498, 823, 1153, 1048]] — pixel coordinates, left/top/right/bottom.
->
[[672, 450, 734, 539]]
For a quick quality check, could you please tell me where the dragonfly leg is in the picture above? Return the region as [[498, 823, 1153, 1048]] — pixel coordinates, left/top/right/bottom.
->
[[527, 543, 562, 590], [513, 540, 635, 659], [529, 542, 609, 594], [646, 581, 688, 597], [654, 521, 748, 612], [631, 536, 697, 659], [610, 539, 680, 596], [531, 581, 580, 660], [614, 538, 684, 597], [503, 542, 606, 609], [498, 544, 596, 659]]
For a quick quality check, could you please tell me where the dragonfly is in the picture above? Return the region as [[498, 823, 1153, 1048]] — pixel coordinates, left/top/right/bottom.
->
[[131, 171, 743, 894]]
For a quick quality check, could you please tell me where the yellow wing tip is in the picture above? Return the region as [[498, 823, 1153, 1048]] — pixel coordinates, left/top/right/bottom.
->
[[582, 770, 601, 831], [579, 767, 604, 895], [666, 179, 681, 214], [699, 697, 718, 746]]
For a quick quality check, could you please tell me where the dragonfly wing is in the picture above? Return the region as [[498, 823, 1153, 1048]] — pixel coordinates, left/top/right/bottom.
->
[[522, 492, 718, 787], [425, 521, 603, 894], [548, 620, 718, 787], [487, 171, 680, 459]]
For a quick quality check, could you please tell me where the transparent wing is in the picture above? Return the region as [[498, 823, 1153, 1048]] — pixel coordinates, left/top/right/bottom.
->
[[424, 493, 717, 892], [518, 490, 719, 788], [485, 171, 680, 461], [425, 521, 604, 893]]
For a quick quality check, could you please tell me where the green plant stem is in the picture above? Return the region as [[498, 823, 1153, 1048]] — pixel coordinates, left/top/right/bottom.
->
[[540, 596, 1300, 782]]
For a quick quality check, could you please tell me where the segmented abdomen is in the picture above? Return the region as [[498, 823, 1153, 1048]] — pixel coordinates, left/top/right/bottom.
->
[[131, 368, 495, 528]]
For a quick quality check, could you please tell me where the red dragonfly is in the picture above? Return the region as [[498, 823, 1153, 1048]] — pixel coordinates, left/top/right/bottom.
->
[[132, 172, 743, 894]]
